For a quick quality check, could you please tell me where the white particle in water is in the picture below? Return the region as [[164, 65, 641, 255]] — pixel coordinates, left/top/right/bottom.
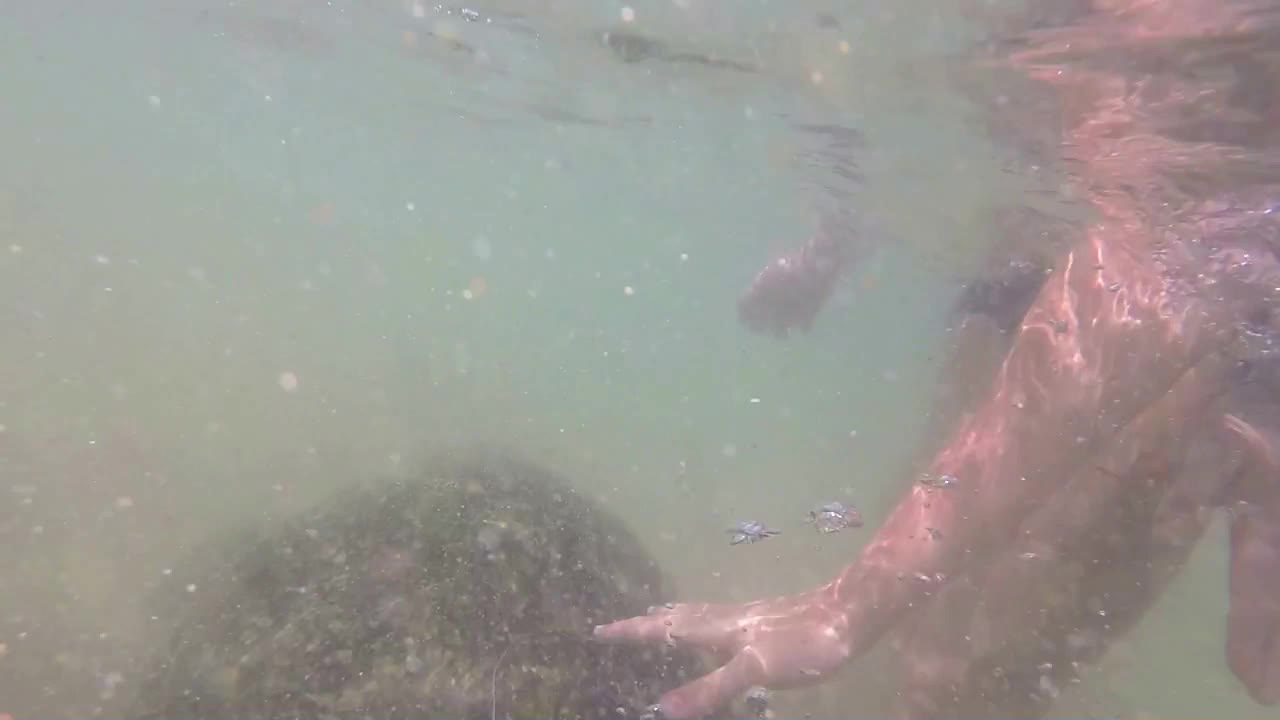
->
[[623, 285, 635, 296], [278, 371, 299, 393], [1038, 674, 1059, 699], [186, 584, 197, 593], [620, 6, 636, 23], [472, 236, 492, 260], [99, 671, 124, 700], [114, 496, 134, 510], [148, 95, 161, 107], [406, 202, 416, 212], [454, 342, 470, 375], [476, 525, 502, 552]]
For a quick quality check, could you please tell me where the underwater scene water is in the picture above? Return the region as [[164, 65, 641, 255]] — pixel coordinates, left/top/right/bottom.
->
[[2, 1, 1279, 719]]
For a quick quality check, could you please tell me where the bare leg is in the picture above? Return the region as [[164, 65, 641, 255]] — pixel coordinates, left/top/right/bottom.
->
[[1225, 482, 1280, 706], [895, 353, 1240, 718], [1217, 406, 1280, 705]]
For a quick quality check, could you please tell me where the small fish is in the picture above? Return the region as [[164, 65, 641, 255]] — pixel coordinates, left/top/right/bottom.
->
[[919, 473, 957, 489], [807, 501, 863, 534], [727, 521, 780, 545]]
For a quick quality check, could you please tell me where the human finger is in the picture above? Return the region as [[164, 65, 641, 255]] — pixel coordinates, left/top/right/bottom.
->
[[655, 648, 762, 719]]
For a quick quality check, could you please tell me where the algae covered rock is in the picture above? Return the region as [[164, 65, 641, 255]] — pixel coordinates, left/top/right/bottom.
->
[[130, 450, 710, 719]]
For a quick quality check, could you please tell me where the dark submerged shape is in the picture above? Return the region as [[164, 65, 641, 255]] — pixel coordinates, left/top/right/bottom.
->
[[129, 449, 713, 719], [952, 257, 1050, 335], [737, 229, 846, 338]]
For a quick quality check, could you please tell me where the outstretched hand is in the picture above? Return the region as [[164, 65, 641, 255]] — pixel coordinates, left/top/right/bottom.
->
[[593, 587, 853, 718]]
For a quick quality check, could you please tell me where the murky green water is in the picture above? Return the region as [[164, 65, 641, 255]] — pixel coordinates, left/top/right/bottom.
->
[[1, 1, 1272, 718]]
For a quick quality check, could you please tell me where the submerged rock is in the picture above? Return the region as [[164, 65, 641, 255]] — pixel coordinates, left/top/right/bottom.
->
[[129, 449, 714, 719]]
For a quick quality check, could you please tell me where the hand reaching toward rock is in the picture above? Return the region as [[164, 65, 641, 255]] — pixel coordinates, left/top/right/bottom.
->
[[594, 586, 853, 718]]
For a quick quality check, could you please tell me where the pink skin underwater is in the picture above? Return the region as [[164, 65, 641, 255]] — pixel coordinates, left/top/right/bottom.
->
[[594, 1, 1280, 717]]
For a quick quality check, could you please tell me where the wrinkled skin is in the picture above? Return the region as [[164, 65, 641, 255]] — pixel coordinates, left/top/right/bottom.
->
[[595, 1, 1280, 717]]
